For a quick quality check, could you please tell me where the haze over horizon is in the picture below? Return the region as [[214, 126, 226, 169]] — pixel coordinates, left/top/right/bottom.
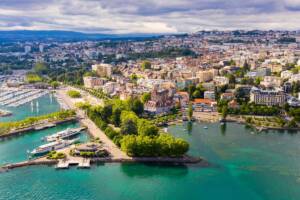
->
[[0, 0, 300, 34]]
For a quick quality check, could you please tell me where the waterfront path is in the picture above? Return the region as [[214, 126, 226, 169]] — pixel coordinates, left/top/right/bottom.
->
[[56, 87, 129, 160]]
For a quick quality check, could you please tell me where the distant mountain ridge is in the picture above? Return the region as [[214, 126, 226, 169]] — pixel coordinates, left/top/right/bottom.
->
[[0, 30, 162, 42]]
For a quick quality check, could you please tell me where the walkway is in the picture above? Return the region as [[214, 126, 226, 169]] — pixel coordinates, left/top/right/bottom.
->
[[56, 87, 129, 159]]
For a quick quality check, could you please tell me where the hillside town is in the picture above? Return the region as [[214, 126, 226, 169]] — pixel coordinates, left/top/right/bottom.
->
[[1, 30, 300, 129]]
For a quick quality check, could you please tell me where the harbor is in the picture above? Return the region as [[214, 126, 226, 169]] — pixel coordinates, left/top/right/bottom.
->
[[0, 89, 49, 107]]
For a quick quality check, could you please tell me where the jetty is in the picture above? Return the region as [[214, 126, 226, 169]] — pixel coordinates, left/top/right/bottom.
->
[[56, 158, 91, 169], [0, 117, 78, 139], [1, 155, 204, 171]]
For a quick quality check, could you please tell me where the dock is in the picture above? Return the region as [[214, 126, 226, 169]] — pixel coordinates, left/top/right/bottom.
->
[[0, 89, 49, 107], [55, 158, 91, 169]]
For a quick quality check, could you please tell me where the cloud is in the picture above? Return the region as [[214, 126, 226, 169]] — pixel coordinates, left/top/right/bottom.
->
[[0, 0, 299, 33]]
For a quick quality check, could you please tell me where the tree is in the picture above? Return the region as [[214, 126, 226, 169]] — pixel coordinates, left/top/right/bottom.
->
[[137, 119, 159, 136], [100, 104, 112, 122], [243, 61, 250, 71], [228, 74, 236, 84], [221, 105, 228, 119], [188, 103, 193, 121], [192, 90, 201, 98], [111, 108, 121, 127], [255, 77, 261, 86], [188, 85, 196, 98], [141, 93, 151, 104], [33, 62, 48, 75], [129, 98, 144, 115], [50, 81, 59, 89], [141, 60, 151, 70], [120, 119, 137, 135]]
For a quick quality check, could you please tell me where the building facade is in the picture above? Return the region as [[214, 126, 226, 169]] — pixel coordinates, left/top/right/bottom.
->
[[250, 87, 286, 106]]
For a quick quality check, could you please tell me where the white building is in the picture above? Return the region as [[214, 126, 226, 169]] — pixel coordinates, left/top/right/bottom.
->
[[204, 91, 216, 100], [289, 74, 300, 83], [250, 87, 286, 106], [39, 44, 44, 53], [213, 76, 229, 86], [281, 70, 293, 80], [24, 45, 31, 54]]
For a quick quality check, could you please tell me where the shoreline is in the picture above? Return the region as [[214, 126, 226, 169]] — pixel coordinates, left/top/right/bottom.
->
[[224, 115, 300, 131], [1, 155, 205, 171]]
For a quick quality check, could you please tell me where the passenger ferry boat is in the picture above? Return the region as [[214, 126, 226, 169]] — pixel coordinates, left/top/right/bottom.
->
[[31, 138, 79, 155], [44, 128, 82, 142]]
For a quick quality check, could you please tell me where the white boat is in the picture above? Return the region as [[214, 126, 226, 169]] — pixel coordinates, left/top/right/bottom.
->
[[44, 128, 82, 142], [204, 126, 208, 129], [31, 138, 79, 155]]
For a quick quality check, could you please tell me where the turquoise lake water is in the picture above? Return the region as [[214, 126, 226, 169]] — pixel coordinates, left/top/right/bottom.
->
[[1, 95, 300, 199], [0, 94, 60, 122]]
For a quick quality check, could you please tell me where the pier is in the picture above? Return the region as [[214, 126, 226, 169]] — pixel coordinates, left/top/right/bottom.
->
[[56, 158, 91, 169], [0, 89, 49, 107], [1, 155, 204, 171], [0, 117, 78, 139]]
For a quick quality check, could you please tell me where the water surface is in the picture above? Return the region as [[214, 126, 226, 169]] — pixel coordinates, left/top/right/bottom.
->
[[0, 122, 300, 200]]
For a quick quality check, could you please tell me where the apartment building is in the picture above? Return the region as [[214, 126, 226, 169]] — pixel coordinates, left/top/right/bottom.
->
[[250, 87, 286, 106]]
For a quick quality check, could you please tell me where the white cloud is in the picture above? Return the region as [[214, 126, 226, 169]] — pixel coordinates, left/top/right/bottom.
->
[[0, 0, 299, 33]]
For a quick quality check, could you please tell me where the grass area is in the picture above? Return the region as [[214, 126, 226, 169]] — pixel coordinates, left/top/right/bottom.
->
[[67, 90, 81, 98], [26, 73, 42, 83], [47, 151, 66, 159], [244, 116, 285, 128]]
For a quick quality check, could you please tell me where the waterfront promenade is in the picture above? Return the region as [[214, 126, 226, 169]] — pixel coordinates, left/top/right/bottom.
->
[[56, 87, 129, 160]]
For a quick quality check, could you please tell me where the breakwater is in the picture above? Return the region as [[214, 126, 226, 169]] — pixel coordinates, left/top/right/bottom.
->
[[2, 155, 203, 171], [0, 117, 78, 139]]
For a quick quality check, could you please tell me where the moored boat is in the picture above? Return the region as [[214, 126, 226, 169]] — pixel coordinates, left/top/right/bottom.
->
[[44, 128, 82, 142], [31, 138, 79, 155]]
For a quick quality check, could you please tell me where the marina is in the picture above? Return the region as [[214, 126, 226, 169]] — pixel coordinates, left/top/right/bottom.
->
[[0, 89, 49, 107]]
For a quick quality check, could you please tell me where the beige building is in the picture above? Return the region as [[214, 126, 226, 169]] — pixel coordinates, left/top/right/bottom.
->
[[92, 63, 113, 78], [250, 87, 286, 106], [260, 76, 282, 88], [213, 76, 229, 86], [196, 69, 218, 83], [83, 76, 106, 89]]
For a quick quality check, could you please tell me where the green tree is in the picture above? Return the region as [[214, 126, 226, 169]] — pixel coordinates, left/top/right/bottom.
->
[[141, 60, 151, 70], [111, 108, 121, 127], [50, 81, 59, 89], [188, 103, 193, 121], [141, 92, 151, 104], [33, 62, 48, 75], [192, 90, 201, 98], [188, 85, 196, 98], [221, 105, 228, 119], [121, 119, 137, 135], [129, 98, 144, 115], [137, 119, 159, 136]]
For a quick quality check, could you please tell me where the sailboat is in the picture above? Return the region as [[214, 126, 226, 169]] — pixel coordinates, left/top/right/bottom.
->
[[31, 101, 34, 112]]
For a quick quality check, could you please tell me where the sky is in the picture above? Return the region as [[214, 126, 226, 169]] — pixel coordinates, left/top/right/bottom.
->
[[0, 0, 299, 34]]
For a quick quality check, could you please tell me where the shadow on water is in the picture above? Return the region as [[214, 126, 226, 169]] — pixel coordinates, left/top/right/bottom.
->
[[220, 123, 227, 136], [120, 162, 189, 178], [187, 121, 193, 134]]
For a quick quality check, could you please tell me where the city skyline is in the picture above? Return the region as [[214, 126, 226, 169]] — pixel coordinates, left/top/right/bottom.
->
[[0, 0, 300, 34]]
